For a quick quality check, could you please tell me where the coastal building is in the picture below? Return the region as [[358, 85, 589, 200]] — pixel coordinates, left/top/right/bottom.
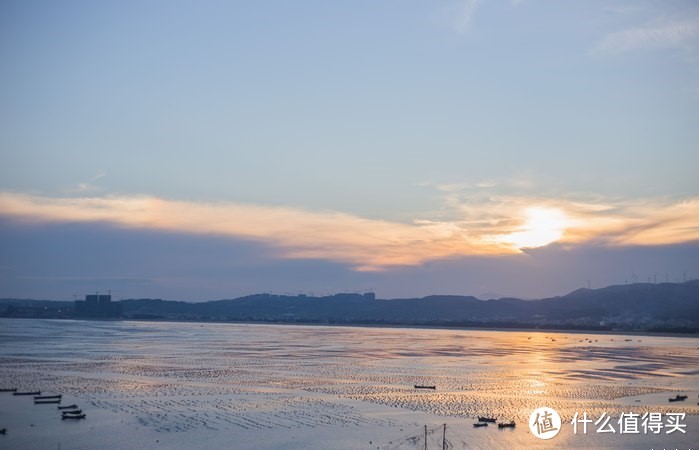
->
[[75, 293, 121, 318]]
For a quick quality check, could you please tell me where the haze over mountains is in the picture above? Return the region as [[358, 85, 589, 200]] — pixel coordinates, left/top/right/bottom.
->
[[2, 281, 698, 332]]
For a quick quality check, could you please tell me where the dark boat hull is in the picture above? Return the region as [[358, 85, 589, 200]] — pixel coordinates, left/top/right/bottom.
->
[[58, 404, 78, 410], [34, 395, 61, 400]]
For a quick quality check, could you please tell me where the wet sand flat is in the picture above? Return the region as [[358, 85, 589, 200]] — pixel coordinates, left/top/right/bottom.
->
[[1, 318, 698, 449]]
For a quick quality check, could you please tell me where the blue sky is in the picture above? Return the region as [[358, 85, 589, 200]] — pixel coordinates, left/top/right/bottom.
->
[[1, 0, 698, 300]]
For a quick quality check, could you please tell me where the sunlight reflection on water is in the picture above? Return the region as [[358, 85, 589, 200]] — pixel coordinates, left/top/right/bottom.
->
[[1, 319, 698, 448]]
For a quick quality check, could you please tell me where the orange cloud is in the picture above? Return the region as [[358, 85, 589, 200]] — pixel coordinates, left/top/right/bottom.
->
[[1, 191, 697, 270], [0, 192, 505, 270], [561, 198, 699, 246]]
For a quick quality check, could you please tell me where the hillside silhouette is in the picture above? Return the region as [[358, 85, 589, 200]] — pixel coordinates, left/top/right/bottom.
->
[[3, 281, 697, 332]]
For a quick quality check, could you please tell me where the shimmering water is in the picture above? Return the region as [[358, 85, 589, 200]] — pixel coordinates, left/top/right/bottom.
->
[[0, 319, 697, 449]]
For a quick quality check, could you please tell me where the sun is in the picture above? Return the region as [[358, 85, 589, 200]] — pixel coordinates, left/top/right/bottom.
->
[[501, 207, 568, 249]]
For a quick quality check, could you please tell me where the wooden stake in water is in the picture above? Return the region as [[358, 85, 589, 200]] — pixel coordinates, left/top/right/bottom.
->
[[424, 424, 427, 450], [442, 424, 446, 450]]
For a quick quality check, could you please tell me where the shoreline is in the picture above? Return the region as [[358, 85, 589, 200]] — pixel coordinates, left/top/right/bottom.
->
[[3, 315, 699, 339]]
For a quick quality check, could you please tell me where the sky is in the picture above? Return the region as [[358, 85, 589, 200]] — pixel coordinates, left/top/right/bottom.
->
[[1, 0, 698, 301]]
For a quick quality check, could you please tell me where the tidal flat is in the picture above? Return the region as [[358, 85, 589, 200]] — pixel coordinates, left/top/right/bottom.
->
[[1, 319, 698, 449]]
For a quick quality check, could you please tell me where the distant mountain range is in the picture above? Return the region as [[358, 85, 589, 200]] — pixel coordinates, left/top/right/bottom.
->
[[2, 280, 699, 332]]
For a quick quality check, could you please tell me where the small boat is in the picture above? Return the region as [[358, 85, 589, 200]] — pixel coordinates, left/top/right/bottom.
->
[[498, 421, 516, 428], [61, 413, 86, 420], [473, 422, 488, 427], [34, 394, 61, 400], [669, 395, 688, 402], [478, 417, 497, 423], [0, 388, 17, 392], [58, 404, 78, 410], [34, 399, 61, 404], [13, 391, 41, 396], [414, 385, 436, 390], [0, 428, 6, 435], [61, 409, 82, 415]]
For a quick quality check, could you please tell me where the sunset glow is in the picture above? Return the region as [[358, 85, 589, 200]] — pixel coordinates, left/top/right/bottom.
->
[[1, 192, 697, 273], [498, 207, 569, 250]]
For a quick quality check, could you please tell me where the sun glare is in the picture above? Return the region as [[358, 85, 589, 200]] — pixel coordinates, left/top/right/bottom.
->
[[501, 207, 568, 250]]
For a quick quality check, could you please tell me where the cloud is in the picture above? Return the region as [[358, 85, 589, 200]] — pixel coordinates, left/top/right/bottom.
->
[[0, 191, 504, 271], [434, 180, 496, 192], [475, 180, 497, 188], [594, 16, 699, 54], [453, 194, 699, 249], [437, 0, 483, 33], [73, 171, 107, 194], [0, 191, 697, 271]]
